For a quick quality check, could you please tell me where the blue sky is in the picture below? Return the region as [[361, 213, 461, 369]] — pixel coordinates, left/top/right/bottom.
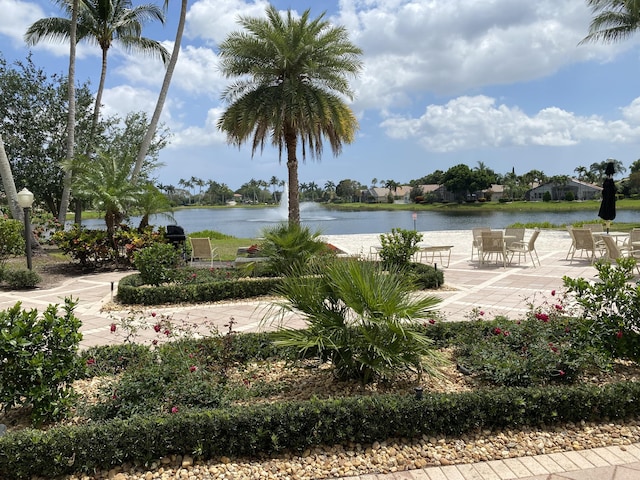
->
[[3, 0, 640, 190]]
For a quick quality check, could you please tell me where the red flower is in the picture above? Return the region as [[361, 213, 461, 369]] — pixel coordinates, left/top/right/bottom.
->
[[617, 331, 623, 339], [535, 313, 549, 322], [503, 331, 510, 337], [171, 406, 179, 414], [152, 339, 158, 346], [151, 312, 157, 317], [493, 327, 502, 335], [164, 329, 171, 336], [189, 365, 197, 372], [86, 358, 96, 365], [554, 304, 563, 311], [479, 311, 485, 316], [428, 318, 436, 324], [558, 370, 565, 376], [153, 324, 161, 332], [110, 323, 117, 333], [551, 290, 556, 296]]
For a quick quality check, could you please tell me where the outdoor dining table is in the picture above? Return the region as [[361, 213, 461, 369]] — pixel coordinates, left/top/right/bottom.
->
[[592, 231, 629, 245]]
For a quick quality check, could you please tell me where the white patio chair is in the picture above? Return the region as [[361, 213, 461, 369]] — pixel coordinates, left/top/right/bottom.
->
[[471, 227, 491, 261], [569, 229, 603, 264], [479, 230, 506, 267], [507, 229, 541, 267], [600, 235, 640, 274], [188, 237, 219, 267]]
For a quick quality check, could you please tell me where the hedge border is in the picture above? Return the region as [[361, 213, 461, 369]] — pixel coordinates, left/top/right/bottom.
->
[[1, 382, 639, 479]]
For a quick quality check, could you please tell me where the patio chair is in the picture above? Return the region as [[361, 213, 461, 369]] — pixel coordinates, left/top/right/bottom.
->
[[479, 230, 506, 267], [569, 229, 603, 264], [189, 237, 218, 267], [504, 227, 525, 249], [583, 223, 604, 232], [471, 227, 491, 261], [624, 228, 640, 248], [600, 235, 640, 274], [565, 226, 576, 260], [507, 229, 540, 267]]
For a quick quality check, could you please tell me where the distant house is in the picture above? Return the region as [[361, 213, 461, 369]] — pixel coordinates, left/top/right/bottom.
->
[[417, 184, 457, 203], [525, 178, 602, 201], [478, 184, 504, 202], [365, 186, 412, 203]]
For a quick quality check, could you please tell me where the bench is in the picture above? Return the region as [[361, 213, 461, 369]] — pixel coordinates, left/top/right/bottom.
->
[[417, 245, 453, 268]]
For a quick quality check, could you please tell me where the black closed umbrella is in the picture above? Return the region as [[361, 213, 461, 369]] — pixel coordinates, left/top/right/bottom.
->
[[598, 162, 616, 232]]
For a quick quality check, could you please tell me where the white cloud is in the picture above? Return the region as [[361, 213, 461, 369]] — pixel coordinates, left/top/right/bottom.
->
[[186, 0, 272, 45], [101, 85, 174, 124], [380, 95, 640, 152], [342, 0, 632, 110], [170, 107, 227, 148]]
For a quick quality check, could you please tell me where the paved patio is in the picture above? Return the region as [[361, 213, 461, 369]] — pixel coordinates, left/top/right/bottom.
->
[[1, 228, 638, 480]]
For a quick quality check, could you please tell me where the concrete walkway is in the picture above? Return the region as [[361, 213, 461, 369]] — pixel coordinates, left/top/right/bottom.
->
[[2, 229, 638, 480]]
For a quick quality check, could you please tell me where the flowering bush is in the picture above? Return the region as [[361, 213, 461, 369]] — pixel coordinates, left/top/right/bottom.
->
[[51, 225, 166, 269], [563, 257, 640, 361], [454, 291, 610, 386]]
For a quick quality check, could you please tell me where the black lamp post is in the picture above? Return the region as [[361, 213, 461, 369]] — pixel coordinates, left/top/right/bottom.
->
[[17, 188, 34, 270]]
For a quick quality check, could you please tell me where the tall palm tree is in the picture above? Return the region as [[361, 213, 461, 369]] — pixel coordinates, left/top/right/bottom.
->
[[217, 5, 362, 224], [25, 0, 170, 150], [132, 0, 187, 181], [580, 0, 640, 44], [59, 0, 78, 224]]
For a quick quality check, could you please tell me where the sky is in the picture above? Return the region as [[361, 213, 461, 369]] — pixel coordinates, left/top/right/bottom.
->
[[3, 0, 640, 191]]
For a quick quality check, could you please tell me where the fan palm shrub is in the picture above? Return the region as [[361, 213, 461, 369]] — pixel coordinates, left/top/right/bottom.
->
[[259, 223, 329, 276], [267, 258, 447, 383]]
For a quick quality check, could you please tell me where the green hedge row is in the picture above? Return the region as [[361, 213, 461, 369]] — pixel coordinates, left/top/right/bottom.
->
[[117, 274, 283, 305], [2, 382, 639, 479]]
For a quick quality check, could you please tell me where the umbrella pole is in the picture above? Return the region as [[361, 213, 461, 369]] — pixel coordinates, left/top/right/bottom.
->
[[606, 220, 610, 234]]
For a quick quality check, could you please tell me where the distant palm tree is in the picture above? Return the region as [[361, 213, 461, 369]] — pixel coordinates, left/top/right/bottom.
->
[[25, 0, 170, 147], [217, 5, 362, 224], [580, 0, 640, 45]]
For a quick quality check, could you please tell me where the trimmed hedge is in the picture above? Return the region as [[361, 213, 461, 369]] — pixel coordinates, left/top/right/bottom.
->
[[1, 382, 639, 479], [117, 274, 283, 305]]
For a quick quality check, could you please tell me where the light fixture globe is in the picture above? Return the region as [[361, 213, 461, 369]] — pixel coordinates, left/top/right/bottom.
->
[[17, 188, 34, 209]]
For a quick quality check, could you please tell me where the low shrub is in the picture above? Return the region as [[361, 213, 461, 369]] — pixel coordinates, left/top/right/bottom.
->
[[378, 228, 423, 268], [0, 299, 83, 425], [133, 242, 180, 286], [405, 262, 444, 289], [116, 272, 282, 305], [0, 218, 25, 267], [2, 268, 41, 289]]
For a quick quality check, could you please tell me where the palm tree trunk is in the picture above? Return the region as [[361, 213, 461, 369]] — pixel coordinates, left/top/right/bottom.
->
[[285, 127, 300, 224], [132, 0, 187, 181], [87, 47, 109, 154], [0, 134, 22, 221], [0, 134, 40, 249], [58, 0, 78, 224]]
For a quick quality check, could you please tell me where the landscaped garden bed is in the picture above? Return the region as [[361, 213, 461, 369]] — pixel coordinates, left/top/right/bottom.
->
[[1, 225, 639, 479]]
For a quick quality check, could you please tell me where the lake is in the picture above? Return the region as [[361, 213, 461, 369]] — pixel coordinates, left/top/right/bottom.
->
[[82, 203, 639, 238]]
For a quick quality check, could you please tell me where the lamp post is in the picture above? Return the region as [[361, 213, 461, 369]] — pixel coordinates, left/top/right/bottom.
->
[[16, 188, 34, 270]]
